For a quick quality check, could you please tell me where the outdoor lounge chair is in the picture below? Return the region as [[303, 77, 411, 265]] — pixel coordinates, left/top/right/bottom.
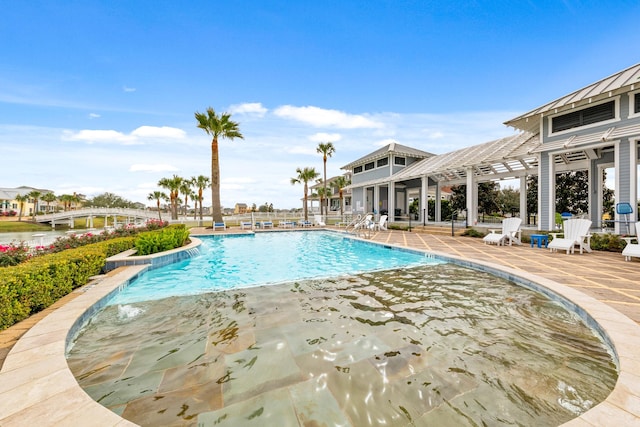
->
[[279, 220, 294, 228], [240, 221, 253, 230], [299, 220, 312, 227], [261, 221, 273, 229], [313, 214, 326, 226], [213, 222, 226, 231], [373, 214, 388, 231], [622, 221, 640, 261], [483, 217, 522, 246], [548, 218, 592, 254]]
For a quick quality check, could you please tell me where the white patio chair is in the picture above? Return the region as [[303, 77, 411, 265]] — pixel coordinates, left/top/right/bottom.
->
[[548, 218, 592, 254], [483, 217, 522, 246], [313, 214, 326, 226], [373, 214, 388, 231], [622, 221, 640, 261]]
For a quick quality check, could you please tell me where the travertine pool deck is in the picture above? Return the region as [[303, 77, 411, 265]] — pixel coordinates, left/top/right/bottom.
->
[[1, 228, 639, 426]]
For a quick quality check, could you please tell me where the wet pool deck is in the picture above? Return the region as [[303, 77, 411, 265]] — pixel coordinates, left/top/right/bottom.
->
[[1, 228, 639, 426]]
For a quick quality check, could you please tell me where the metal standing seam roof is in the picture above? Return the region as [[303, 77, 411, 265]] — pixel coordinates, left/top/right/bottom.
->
[[505, 63, 640, 132], [340, 142, 435, 170], [343, 132, 541, 190]]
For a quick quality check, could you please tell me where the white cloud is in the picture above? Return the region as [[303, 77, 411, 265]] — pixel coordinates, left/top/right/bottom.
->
[[224, 177, 257, 184], [131, 126, 186, 139], [64, 125, 187, 145], [284, 145, 317, 156], [308, 132, 342, 142], [129, 164, 180, 172], [229, 102, 268, 116], [89, 113, 101, 119], [273, 105, 384, 129], [123, 86, 136, 92], [65, 129, 137, 144]]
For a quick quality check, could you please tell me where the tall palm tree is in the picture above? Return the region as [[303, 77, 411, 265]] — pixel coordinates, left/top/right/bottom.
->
[[193, 175, 211, 221], [158, 175, 183, 220], [15, 194, 28, 221], [332, 175, 351, 216], [148, 191, 168, 221], [316, 142, 335, 217], [41, 192, 57, 213], [195, 107, 244, 224], [28, 190, 42, 221], [291, 167, 319, 221]]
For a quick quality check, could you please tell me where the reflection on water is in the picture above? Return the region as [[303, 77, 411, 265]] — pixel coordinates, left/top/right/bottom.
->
[[67, 264, 617, 427]]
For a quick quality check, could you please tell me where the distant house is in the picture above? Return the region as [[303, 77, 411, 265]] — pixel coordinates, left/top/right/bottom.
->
[[0, 186, 56, 216], [234, 203, 248, 214]]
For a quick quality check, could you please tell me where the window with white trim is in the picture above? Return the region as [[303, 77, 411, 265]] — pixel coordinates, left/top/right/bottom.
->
[[376, 158, 388, 167], [364, 162, 375, 171], [394, 156, 406, 166], [353, 165, 363, 174]]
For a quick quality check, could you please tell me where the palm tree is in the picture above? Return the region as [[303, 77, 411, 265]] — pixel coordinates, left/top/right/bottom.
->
[[291, 167, 319, 221], [179, 179, 192, 218], [316, 142, 335, 216], [15, 194, 28, 221], [195, 107, 244, 224], [193, 175, 211, 221], [41, 192, 57, 213], [28, 190, 42, 221], [148, 191, 168, 221], [158, 175, 183, 220], [332, 175, 351, 216]]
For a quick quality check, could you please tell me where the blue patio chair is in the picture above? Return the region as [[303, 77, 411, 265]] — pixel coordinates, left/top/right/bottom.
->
[[616, 202, 634, 235]]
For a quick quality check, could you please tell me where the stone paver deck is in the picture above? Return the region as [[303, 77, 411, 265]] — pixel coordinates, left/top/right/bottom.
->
[[1, 228, 639, 426]]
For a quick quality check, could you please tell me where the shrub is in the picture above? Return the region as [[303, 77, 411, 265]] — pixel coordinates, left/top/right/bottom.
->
[[590, 233, 625, 252], [134, 224, 190, 256], [0, 243, 30, 267], [0, 236, 136, 330], [462, 228, 485, 238]]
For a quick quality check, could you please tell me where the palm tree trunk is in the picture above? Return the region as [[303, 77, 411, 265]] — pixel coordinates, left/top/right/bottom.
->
[[198, 189, 203, 220], [303, 183, 308, 220], [323, 157, 327, 217], [211, 137, 223, 223], [157, 200, 162, 221]]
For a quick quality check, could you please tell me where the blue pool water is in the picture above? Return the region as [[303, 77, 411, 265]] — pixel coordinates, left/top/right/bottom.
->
[[108, 231, 442, 304]]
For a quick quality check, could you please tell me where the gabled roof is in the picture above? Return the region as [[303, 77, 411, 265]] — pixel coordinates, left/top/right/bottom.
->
[[505, 63, 640, 132], [341, 142, 434, 170]]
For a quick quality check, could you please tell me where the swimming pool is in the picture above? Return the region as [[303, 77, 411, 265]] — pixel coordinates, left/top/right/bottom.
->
[[108, 231, 441, 304], [67, 231, 618, 426]]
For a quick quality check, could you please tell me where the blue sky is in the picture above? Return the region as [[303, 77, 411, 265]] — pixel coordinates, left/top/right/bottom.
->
[[1, 1, 639, 209]]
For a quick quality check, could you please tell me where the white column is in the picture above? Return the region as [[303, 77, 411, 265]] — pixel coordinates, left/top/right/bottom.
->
[[435, 185, 442, 222], [519, 176, 527, 221], [388, 182, 395, 221], [466, 168, 476, 226], [548, 153, 556, 230], [421, 176, 428, 224], [373, 185, 380, 217]]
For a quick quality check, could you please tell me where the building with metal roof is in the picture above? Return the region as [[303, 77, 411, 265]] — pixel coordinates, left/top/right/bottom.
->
[[505, 62, 640, 232], [341, 63, 639, 232]]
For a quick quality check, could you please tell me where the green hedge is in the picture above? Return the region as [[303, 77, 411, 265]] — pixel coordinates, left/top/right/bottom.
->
[[134, 224, 190, 256], [0, 237, 136, 330]]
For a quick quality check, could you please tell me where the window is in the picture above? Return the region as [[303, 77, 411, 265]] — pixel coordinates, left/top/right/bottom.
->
[[394, 156, 406, 166], [364, 162, 375, 171], [635, 93, 640, 114], [353, 165, 363, 174], [552, 100, 615, 133], [376, 158, 388, 167]]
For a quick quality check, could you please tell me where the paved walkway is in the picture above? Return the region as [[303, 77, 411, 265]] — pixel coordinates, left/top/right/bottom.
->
[[1, 228, 639, 426]]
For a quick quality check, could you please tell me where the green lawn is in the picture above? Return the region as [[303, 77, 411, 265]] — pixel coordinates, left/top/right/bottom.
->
[[0, 220, 52, 233]]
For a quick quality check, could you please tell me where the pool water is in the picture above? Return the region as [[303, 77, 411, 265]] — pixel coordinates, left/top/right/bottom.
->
[[109, 231, 439, 304], [67, 232, 617, 426]]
